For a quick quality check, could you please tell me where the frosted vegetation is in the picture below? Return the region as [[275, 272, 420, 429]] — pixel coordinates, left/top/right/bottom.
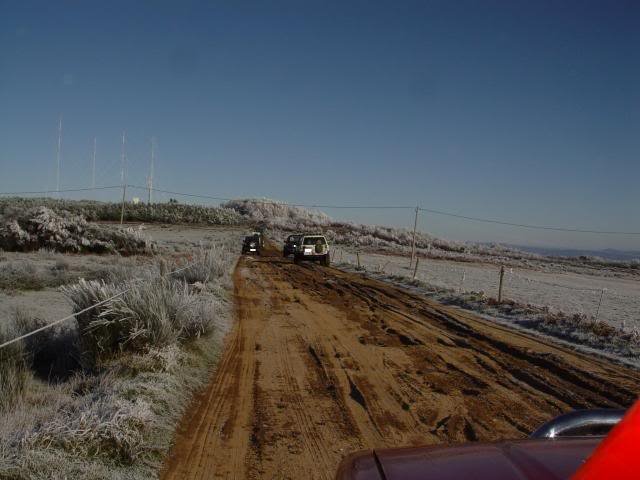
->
[[221, 199, 639, 274], [0, 206, 151, 255], [0, 197, 245, 226], [0, 237, 238, 479], [335, 255, 640, 367], [2, 197, 637, 273]]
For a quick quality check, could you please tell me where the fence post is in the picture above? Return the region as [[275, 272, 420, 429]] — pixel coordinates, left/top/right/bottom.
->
[[459, 269, 466, 293], [357, 251, 361, 269], [497, 265, 505, 303], [594, 288, 606, 322], [409, 206, 419, 268], [413, 257, 420, 279], [119, 183, 127, 225]]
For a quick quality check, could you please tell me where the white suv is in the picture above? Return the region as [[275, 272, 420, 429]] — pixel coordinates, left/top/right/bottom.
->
[[293, 235, 330, 266]]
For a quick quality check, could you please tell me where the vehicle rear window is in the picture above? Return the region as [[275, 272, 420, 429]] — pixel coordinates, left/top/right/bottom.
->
[[303, 237, 326, 245]]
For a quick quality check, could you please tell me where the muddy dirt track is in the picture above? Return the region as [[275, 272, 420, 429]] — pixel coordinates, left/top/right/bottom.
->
[[162, 248, 640, 480]]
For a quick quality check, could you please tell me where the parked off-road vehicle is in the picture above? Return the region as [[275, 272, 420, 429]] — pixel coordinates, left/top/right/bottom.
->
[[283, 234, 302, 257], [293, 235, 330, 266], [241, 234, 261, 255], [251, 231, 265, 248]]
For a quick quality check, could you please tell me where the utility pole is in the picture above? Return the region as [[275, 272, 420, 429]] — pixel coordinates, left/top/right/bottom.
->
[[120, 131, 127, 225], [409, 206, 419, 268], [56, 115, 63, 195], [91, 137, 97, 189], [147, 137, 155, 204]]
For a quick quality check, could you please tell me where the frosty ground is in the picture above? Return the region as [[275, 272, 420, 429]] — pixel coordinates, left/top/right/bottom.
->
[[333, 247, 639, 331], [0, 220, 243, 480]]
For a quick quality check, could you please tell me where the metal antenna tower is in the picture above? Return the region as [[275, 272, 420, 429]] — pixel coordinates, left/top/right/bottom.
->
[[120, 131, 127, 186], [147, 137, 156, 204], [56, 115, 63, 194], [91, 137, 97, 189]]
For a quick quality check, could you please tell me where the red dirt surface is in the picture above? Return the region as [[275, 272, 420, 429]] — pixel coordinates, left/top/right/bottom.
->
[[162, 248, 640, 480]]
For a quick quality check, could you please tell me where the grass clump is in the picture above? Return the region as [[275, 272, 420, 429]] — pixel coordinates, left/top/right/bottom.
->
[[171, 245, 229, 285], [64, 277, 217, 366], [0, 321, 29, 411]]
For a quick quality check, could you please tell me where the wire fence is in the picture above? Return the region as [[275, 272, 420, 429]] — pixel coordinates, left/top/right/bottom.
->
[[332, 248, 639, 331], [0, 261, 196, 352]]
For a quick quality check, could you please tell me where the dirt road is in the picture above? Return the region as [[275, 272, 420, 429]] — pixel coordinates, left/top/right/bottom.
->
[[162, 249, 640, 480]]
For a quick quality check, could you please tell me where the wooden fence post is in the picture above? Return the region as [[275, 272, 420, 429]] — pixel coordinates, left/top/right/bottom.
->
[[413, 257, 420, 279], [595, 288, 606, 322], [409, 206, 419, 268], [357, 251, 361, 269], [497, 265, 505, 303]]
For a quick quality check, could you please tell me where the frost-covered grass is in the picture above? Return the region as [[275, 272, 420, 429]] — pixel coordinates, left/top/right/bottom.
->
[[65, 275, 219, 367], [333, 248, 640, 331], [335, 257, 640, 366], [0, 206, 152, 255], [0, 197, 245, 226], [0, 234, 239, 479], [3, 196, 637, 274], [0, 314, 30, 411]]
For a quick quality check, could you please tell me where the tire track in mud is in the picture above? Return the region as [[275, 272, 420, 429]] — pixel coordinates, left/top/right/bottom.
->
[[163, 250, 640, 480]]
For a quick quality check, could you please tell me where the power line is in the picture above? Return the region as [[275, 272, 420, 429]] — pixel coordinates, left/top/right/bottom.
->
[[127, 185, 415, 209], [1, 183, 638, 236], [127, 185, 232, 202], [0, 185, 122, 196], [128, 185, 640, 235], [418, 207, 640, 236]]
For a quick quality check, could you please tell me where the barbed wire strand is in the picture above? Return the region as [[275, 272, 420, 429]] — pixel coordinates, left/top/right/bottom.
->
[[0, 261, 196, 352]]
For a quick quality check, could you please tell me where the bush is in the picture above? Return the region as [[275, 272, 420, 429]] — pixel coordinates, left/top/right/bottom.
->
[[0, 261, 45, 290], [63, 274, 217, 366], [0, 314, 31, 410], [0, 206, 152, 255], [222, 198, 331, 227], [171, 245, 231, 285], [0, 197, 245, 226]]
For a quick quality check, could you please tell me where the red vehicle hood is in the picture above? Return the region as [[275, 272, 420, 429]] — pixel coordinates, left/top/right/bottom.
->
[[337, 438, 601, 480]]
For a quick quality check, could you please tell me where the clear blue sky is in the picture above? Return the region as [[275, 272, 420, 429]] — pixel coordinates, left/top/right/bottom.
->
[[1, 0, 638, 250]]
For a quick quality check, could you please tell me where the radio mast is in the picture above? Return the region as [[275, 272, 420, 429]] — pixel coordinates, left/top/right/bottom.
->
[[120, 131, 126, 186], [56, 115, 63, 194], [91, 137, 97, 189], [147, 137, 155, 204]]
